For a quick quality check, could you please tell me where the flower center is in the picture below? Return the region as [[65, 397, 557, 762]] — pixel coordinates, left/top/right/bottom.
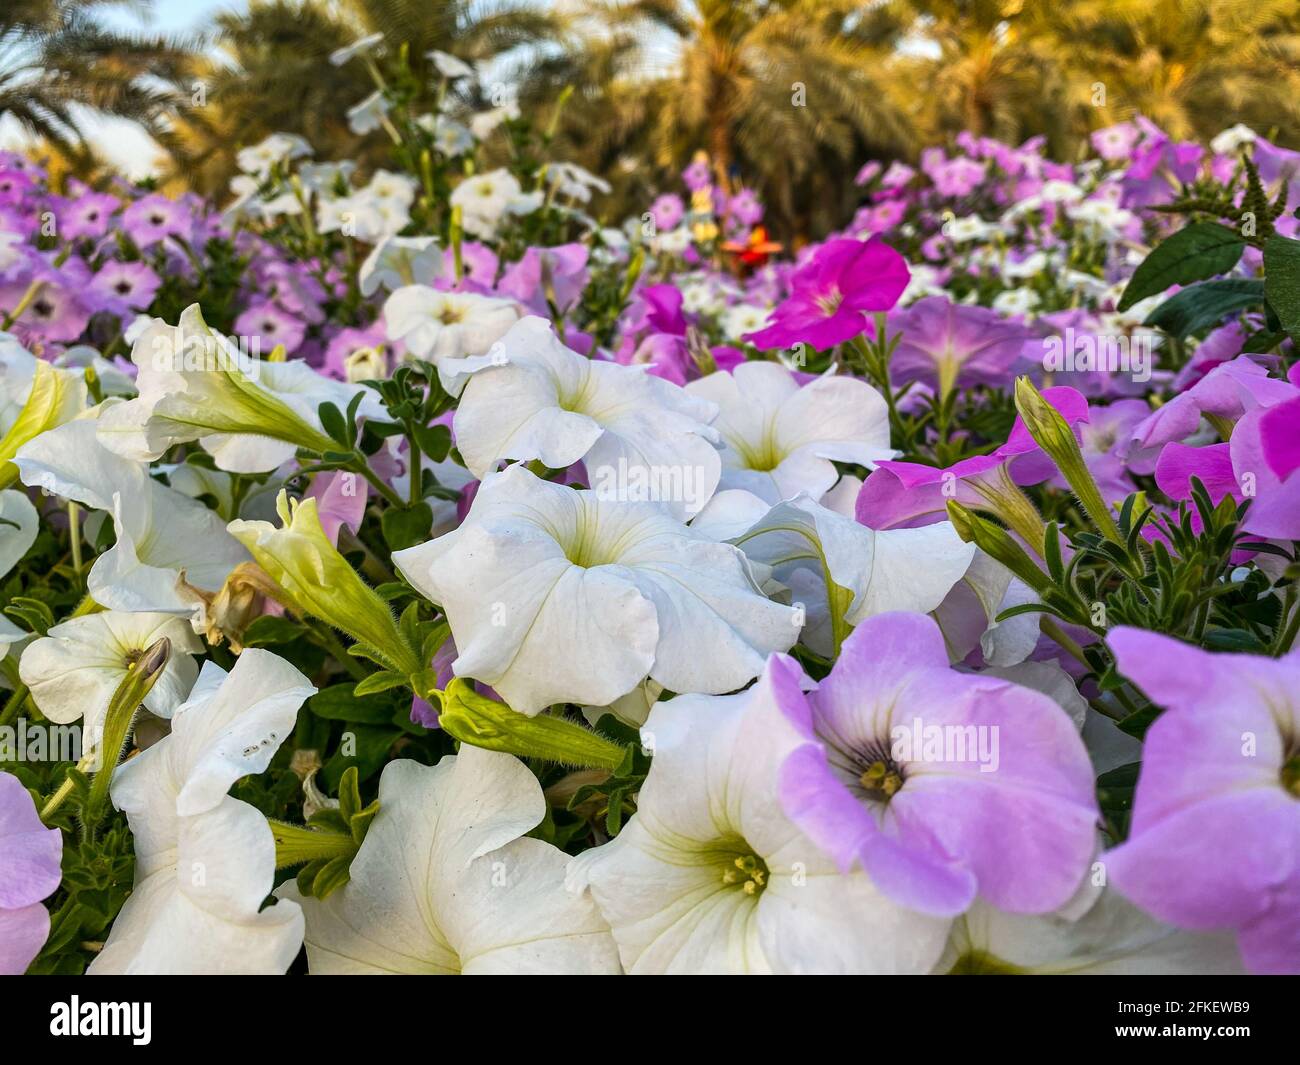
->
[[721, 852, 769, 896], [732, 426, 784, 473], [814, 287, 843, 316], [437, 303, 466, 325], [859, 758, 904, 801], [1282, 753, 1300, 798]]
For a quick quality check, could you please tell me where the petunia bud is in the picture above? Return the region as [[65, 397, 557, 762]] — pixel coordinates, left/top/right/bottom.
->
[[438, 679, 628, 771], [85, 636, 171, 824], [1013, 376, 1122, 543], [946, 501, 1053, 599], [228, 491, 422, 676]]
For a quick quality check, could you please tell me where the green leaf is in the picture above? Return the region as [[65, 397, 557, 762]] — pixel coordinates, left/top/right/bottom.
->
[[381, 502, 433, 552], [309, 683, 402, 725], [1118, 223, 1245, 311], [1263, 234, 1300, 341], [323, 725, 400, 787], [310, 853, 355, 899], [241, 614, 307, 647], [317, 401, 348, 446], [1143, 279, 1265, 339], [414, 423, 453, 462], [352, 671, 409, 696]]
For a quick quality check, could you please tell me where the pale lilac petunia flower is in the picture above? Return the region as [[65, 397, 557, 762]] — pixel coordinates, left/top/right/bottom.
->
[[1104, 628, 1300, 974], [0, 771, 63, 975], [773, 612, 1097, 917]]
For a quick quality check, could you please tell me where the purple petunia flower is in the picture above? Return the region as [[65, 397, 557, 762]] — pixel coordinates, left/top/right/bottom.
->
[[682, 159, 711, 192], [121, 193, 192, 249], [0, 169, 34, 206], [0, 271, 92, 343], [648, 193, 684, 232], [772, 612, 1097, 917], [88, 260, 161, 315], [233, 302, 307, 355], [889, 295, 1033, 396], [745, 237, 909, 351], [0, 771, 63, 975], [58, 192, 120, 241], [1104, 628, 1300, 974], [497, 243, 589, 315]]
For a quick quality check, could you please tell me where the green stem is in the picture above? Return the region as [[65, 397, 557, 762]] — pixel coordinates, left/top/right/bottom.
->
[[0, 681, 30, 729], [68, 502, 82, 579], [269, 819, 356, 869], [1, 279, 44, 330], [308, 623, 369, 682], [350, 456, 404, 508]]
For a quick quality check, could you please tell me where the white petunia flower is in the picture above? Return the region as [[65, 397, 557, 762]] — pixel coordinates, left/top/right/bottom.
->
[[383, 285, 519, 370], [469, 103, 520, 141], [235, 133, 312, 179], [681, 281, 722, 316], [278, 747, 621, 974], [359, 235, 443, 297], [719, 303, 770, 341], [346, 90, 390, 135], [428, 50, 474, 80], [0, 489, 37, 580], [1210, 123, 1256, 156], [329, 32, 385, 67], [393, 465, 799, 715], [449, 316, 721, 518], [19, 612, 202, 749], [363, 169, 417, 211], [937, 881, 1245, 974], [88, 651, 315, 974], [450, 169, 542, 238], [991, 287, 1041, 317], [567, 658, 952, 973], [416, 114, 474, 156], [545, 162, 611, 203], [716, 493, 975, 656], [685, 362, 894, 504], [945, 215, 998, 243], [15, 417, 249, 612], [297, 160, 355, 192], [94, 305, 382, 473]]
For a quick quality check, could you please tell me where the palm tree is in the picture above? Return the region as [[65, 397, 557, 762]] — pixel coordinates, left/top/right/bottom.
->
[[167, 0, 563, 196], [1, 0, 193, 167], [1061, 0, 1300, 145], [524, 0, 914, 238]]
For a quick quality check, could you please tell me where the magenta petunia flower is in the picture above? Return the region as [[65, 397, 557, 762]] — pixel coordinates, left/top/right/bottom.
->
[[773, 612, 1097, 917], [855, 386, 1091, 530], [1104, 628, 1300, 974], [1131, 356, 1294, 449], [745, 237, 909, 351], [888, 295, 1033, 396], [0, 771, 63, 975]]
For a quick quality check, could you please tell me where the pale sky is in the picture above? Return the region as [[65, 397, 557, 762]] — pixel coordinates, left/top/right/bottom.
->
[[0, 1, 249, 178]]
